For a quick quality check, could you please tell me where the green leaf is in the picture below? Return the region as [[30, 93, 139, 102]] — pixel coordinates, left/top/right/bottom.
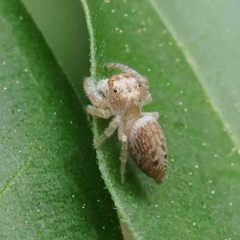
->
[[80, 0, 240, 239], [0, 1, 122, 239]]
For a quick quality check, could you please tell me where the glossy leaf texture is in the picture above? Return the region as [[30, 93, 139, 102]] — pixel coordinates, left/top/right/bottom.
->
[[80, 0, 240, 239], [0, 1, 122, 239]]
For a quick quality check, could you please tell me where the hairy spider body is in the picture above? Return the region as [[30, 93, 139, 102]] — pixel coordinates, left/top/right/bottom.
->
[[84, 63, 167, 184]]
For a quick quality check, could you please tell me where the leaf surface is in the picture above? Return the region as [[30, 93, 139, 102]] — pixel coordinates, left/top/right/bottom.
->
[[81, 0, 240, 239]]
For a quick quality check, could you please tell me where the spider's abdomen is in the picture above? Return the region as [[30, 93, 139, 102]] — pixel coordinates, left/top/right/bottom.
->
[[128, 116, 167, 184]]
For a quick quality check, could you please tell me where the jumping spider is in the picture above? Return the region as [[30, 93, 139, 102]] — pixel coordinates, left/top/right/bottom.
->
[[84, 63, 167, 184]]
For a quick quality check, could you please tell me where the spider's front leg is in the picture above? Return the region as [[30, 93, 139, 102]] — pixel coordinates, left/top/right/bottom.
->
[[84, 77, 112, 119], [105, 63, 148, 89], [84, 77, 108, 108]]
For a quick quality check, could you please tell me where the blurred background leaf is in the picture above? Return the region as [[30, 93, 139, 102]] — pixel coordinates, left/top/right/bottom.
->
[[0, 1, 122, 239]]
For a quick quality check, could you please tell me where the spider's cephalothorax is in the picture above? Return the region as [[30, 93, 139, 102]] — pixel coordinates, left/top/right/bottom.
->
[[84, 63, 167, 184]]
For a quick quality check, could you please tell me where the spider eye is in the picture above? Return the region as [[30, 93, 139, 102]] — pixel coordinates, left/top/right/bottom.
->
[[113, 89, 117, 93], [138, 84, 141, 87]]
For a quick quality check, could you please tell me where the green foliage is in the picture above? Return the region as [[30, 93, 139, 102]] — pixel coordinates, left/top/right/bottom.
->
[[80, 0, 240, 239], [1, 0, 240, 239], [0, 1, 121, 239]]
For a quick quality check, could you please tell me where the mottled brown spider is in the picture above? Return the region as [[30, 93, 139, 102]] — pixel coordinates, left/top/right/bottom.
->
[[84, 63, 167, 184]]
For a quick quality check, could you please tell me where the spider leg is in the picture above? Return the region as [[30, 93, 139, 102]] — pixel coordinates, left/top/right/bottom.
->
[[84, 77, 108, 108], [142, 90, 153, 106], [94, 116, 121, 148], [120, 135, 128, 184], [141, 112, 159, 120], [118, 122, 128, 183], [105, 63, 148, 88], [86, 105, 112, 119]]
